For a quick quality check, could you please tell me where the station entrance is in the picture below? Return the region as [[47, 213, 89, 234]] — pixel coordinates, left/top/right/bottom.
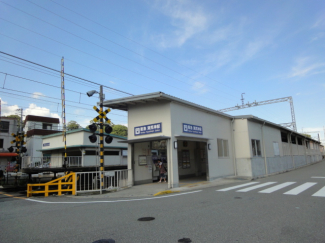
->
[[176, 140, 208, 183]]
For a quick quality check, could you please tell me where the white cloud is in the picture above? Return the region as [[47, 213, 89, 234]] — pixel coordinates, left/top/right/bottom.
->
[[191, 81, 209, 94], [32, 92, 44, 99], [152, 0, 208, 48], [300, 127, 324, 142], [0, 101, 60, 121], [312, 15, 325, 29], [1, 102, 20, 116], [288, 57, 325, 78], [25, 103, 60, 120]]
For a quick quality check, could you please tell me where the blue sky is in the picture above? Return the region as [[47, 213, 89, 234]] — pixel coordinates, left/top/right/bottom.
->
[[0, 0, 324, 143]]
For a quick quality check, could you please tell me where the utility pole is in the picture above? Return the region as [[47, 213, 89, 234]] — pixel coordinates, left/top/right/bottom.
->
[[87, 86, 113, 194], [241, 93, 245, 106]]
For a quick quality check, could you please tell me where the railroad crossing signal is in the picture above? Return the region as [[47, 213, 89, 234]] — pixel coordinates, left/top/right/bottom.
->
[[88, 106, 113, 144], [8, 132, 27, 153], [93, 106, 111, 123]]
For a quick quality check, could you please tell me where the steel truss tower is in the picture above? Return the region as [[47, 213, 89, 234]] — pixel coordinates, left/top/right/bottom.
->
[[218, 96, 297, 132]]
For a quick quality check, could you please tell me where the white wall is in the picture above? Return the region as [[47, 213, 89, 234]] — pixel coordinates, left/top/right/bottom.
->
[[128, 102, 172, 139], [0, 118, 18, 152], [170, 102, 234, 181], [24, 120, 59, 131], [133, 142, 152, 184]]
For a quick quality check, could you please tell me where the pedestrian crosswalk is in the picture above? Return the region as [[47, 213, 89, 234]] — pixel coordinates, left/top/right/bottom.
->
[[217, 181, 325, 197]]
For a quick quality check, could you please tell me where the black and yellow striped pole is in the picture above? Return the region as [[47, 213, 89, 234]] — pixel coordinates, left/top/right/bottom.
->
[[99, 85, 104, 194], [88, 85, 113, 194]]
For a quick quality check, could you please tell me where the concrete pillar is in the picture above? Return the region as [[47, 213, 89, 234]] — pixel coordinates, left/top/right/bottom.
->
[[127, 143, 133, 187], [167, 138, 179, 188]]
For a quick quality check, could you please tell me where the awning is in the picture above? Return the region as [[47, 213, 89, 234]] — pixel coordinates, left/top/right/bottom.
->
[[175, 135, 214, 141], [0, 153, 18, 157], [118, 136, 171, 143]]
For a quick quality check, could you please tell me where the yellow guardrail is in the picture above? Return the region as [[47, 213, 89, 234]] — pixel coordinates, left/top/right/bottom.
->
[[27, 172, 76, 197]]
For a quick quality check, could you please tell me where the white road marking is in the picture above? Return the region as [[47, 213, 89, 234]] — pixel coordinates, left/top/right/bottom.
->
[[216, 182, 259, 191], [24, 190, 202, 204], [237, 182, 277, 192], [283, 182, 317, 195], [259, 182, 296, 193], [311, 177, 325, 179], [312, 186, 325, 197]]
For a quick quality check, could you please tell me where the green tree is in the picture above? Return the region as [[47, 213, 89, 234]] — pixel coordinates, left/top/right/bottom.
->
[[67, 120, 82, 130], [6, 114, 22, 127], [301, 133, 312, 138], [111, 124, 128, 137]]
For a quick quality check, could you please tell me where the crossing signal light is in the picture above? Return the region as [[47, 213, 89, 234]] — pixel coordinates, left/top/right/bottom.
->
[[8, 146, 14, 152], [105, 125, 112, 134], [105, 135, 113, 144], [89, 134, 97, 143], [88, 123, 98, 143], [21, 147, 27, 153], [104, 124, 113, 144], [89, 123, 97, 133]]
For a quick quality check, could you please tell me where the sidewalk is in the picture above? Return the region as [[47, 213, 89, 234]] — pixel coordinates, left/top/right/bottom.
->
[[75, 176, 250, 198]]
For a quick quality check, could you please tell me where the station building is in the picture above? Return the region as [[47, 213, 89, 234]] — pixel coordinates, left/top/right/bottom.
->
[[22, 128, 128, 169], [103, 92, 323, 189]]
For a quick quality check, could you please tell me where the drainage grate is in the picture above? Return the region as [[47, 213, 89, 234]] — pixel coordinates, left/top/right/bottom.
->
[[92, 239, 115, 243], [138, 217, 155, 221], [178, 238, 192, 242], [234, 197, 242, 199]]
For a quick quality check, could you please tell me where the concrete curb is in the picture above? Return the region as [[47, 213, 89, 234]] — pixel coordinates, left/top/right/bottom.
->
[[154, 190, 181, 196]]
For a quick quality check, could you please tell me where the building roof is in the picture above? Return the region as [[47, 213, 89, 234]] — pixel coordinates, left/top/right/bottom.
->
[[103, 91, 233, 119], [24, 115, 60, 125], [103, 92, 320, 144], [0, 153, 18, 157], [41, 128, 127, 140], [234, 115, 321, 143], [38, 145, 127, 152], [26, 129, 61, 138]]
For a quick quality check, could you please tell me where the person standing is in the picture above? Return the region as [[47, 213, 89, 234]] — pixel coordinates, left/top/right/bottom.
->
[[157, 160, 167, 183]]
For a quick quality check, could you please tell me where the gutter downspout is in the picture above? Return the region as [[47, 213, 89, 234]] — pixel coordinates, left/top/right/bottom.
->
[[231, 119, 237, 176], [262, 122, 268, 176], [289, 132, 295, 169], [303, 138, 307, 165], [79, 148, 84, 167]]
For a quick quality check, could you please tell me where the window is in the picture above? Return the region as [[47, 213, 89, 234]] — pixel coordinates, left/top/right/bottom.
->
[[42, 123, 52, 130], [281, 132, 288, 143], [85, 151, 119, 155], [178, 150, 190, 169], [273, 142, 280, 156], [0, 121, 10, 133], [217, 139, 229, 158], [251, 139, 262, 156], [290, 135, 296, 144], [0, 139, 3, 148], [85, 150, 97, 155], [305, 140, 309, 149], [297, 137, 303, 145], [104, 151, 119, 156]]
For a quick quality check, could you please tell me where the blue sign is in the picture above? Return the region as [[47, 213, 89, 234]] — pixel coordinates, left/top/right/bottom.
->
[[134, 123, 162, 136], [183, 123, 203, 135], [43, 143, 50, 147]]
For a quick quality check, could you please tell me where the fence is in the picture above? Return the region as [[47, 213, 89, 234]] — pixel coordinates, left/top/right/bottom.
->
[[27, 172, 76, 197], [75, 169, 130, 195], [22, 156, 82, 169]]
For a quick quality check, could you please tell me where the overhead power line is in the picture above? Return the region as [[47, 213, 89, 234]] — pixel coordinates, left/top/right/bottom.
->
[[20, 0, 239, 99], [0, 51, 133, 96], [48, 0, 242, 93], [218, 96, 297, 132]]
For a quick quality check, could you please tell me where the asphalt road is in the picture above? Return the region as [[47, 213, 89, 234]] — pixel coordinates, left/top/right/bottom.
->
[[1, 161, 325, 243]]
